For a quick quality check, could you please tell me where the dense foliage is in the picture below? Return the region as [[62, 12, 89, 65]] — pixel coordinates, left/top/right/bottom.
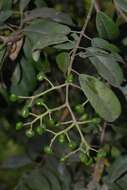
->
[[1, 0, 127, 189]]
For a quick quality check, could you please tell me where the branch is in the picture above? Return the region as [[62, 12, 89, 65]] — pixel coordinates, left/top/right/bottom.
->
[[68, 0, 94, 74]]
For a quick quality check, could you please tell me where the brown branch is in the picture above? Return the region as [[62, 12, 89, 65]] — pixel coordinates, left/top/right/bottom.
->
[[68, 0, 94, 75], [94, 0, 101, 12], [86, 122, 107, 190]]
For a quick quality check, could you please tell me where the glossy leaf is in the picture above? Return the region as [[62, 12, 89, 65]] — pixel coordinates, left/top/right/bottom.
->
[[79, 74, 121, 122], [56, 52, 70, 73], [115, 0, 127, 13], [96, 11, 120, 40]]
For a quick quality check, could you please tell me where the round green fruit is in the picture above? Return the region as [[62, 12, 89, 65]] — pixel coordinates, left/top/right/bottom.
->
[[44, 146, 53, 155], [75, 104, 84, 115], [60, 156, 67, 163], [16, 122, 23, 130], [80, 113, 88, 121], [37, 72, 45, 81], [35, 99, 44, 106], [58, 134, 66, 144], [36, 124, 46, 135], [68, 141, 77, 150], [25, 129, 35, 138], [21, 107, 29, 118], [79, 153, 89, 164], [10, 93, 18, 102], [47, 119, 55, 127], [92, 118, 101, 124]]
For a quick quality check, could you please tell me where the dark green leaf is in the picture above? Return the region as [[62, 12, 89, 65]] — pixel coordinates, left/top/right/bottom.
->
[[92, 38, 120, 53], [96, 11, 120, 40], [11, 57, 36, 96], [0, 10, 12, 25], [56, 52, 70, 73], [79, 74, 121, 122], [33, 34, 68, 50], [80, 47, 124, 86], [24, 20, 71, 35], [54, 41, 75, 50], [1, 155, 32, 169], [24, 7, 74, 26], [34, 0, 47, 7], [0, 0, 12, 10]]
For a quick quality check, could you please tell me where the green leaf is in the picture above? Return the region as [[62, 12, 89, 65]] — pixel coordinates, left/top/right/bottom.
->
[[24, 20, 71, 35], [0, 10, 12, 25], [79, 74, 121, 122], [20, 0, 31, 12], [81, 47, 124, 86], [24, 20, 70, 50], [56, 52, 70, 73], [104, 156, 127, 190], [34, 0, 47, 7], [115, 0, 127, 13], [24, 7, 74, 26], [11, 57, 36, 96], [0, 0, 12, 10], [91, 38, 120, 53], [54, 41, 75, 50], [33, 34, 68, 50], [96, 11, 120, 40]]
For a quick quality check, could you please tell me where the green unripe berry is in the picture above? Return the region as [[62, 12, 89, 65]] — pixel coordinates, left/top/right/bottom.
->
[[75, 104, 84, 115], [66, 73, 73, 83], [21, 107, 29, 118], [55, 122, 60, 127], [92, 117, 101, 124], [79, 153, 89, 164], [35, 99, 44, 106], [16, 122, 23, 130], [47, 119, 55, 127], [44, 146, 53, 155], [10, 93, 18, 102], [25, 129, 35, 138], [36, 124, 46, 135], [60, 156, 67, 163], [68, 141, 77, 150], [37, 72, 45, 81], [80, 113, 88, 121], [58, 134, 66, 144], [79, 153, 93, 166], [97, 149, 107, 158], [85, 157, 93, 166]]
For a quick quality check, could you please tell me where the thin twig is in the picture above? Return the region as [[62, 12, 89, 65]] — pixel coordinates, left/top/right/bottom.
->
[[68, 0, 94, 75]]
